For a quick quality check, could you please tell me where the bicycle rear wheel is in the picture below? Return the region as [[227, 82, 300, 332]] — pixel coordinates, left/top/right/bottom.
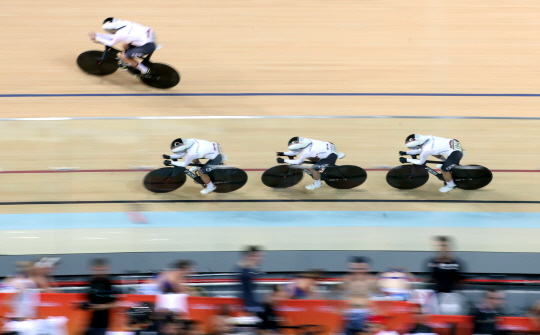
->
[[77, 50, 118, 76], [140, 63, 180, 89], [452, 165, 493, 190], [207, 168, 248, 193]]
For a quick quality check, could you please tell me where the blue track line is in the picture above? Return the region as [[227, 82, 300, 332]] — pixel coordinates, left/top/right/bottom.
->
[[2, 211, 540, 230], [0, 199, 539, 205]]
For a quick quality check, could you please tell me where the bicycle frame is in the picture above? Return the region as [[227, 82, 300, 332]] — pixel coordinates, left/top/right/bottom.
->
[[171, 163, 203, 181], [410, 155, 445, 181], [292, 160, 348, 180], [101, 46, 154, 66], [100, 46, 114, 61], [173, 162, 229, 184], [302, 168, 314, 177]]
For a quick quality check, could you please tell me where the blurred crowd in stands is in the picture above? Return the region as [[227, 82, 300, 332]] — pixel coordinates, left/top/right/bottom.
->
[[2, 236, 540, 335]]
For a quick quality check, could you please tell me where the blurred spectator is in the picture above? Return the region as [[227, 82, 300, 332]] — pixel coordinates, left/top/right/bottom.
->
[[377, 268, 414, 301], [152, 308, 200, 335], [527, 301, 540, 329], [81, 258, 117, 335], [139, 302, 159, 332], [138, 275, 160, 295], [2, 262, 39, 319], [343, 300, 370, 335], [126, 304, 155, 334], [179, 318, 201, 335], [404, 304, 435, 334], [470, 288, 507, 335], [341, 256, 379, 300], [32, 257, 61, 293], [437, 290, 469, 315], [237, 245, 265, 312], [425, 236, 466, 293], [258, 285, 284, 334], [209, 304, 235, 335], [156, 260, 195, 294], [151, 307, 201, 335], [191, 286, 208, 297], [279, 271, 325, 300], [150, 307, 174, 331], [158, 316, 184, 335], [363, 315, 399, 335], [340, 257, 376, 335]]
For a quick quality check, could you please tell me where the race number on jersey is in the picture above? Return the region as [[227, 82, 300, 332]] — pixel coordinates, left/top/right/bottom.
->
[[328, 143, 337, 153], [449, 140, 463, 152]]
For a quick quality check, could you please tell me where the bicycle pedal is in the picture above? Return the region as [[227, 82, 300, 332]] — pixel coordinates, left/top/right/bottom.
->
[[127, 67, 141, 75], [137, 73, 152, 79], [139, 71, 152, 79]]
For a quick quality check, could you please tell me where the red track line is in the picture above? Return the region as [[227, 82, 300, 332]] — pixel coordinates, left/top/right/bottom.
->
[[1, 169, 145, 174], [0, 168, 538, 174]]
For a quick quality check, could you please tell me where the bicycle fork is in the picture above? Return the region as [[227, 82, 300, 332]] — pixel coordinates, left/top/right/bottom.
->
[[424, 165, 445, 181], [302, 168, 314, 178], [171, 166, 200, 181], [184, 170, 198, 180]]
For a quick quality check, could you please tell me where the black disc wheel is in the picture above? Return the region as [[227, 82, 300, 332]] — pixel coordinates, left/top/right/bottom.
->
[[140, 63, 180, 89], [77, 50, 118, 76], [322, 165, 367, 189], [386, 165, 429, 190], [207, 168, 248, 193], [261, 165, 304, 188], [143, 167, 186, 193], [452, 165, 493, 190]]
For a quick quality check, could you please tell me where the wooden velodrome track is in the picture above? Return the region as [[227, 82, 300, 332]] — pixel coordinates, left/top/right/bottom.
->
[[0, 0, 539, 254]]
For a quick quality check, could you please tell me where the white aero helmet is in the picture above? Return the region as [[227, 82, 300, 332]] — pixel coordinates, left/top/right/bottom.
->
[[405, 134, 429, 149], [171, 138, 195, 153], [102, 17, 127, 33], [288, 137, 312, 151]]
